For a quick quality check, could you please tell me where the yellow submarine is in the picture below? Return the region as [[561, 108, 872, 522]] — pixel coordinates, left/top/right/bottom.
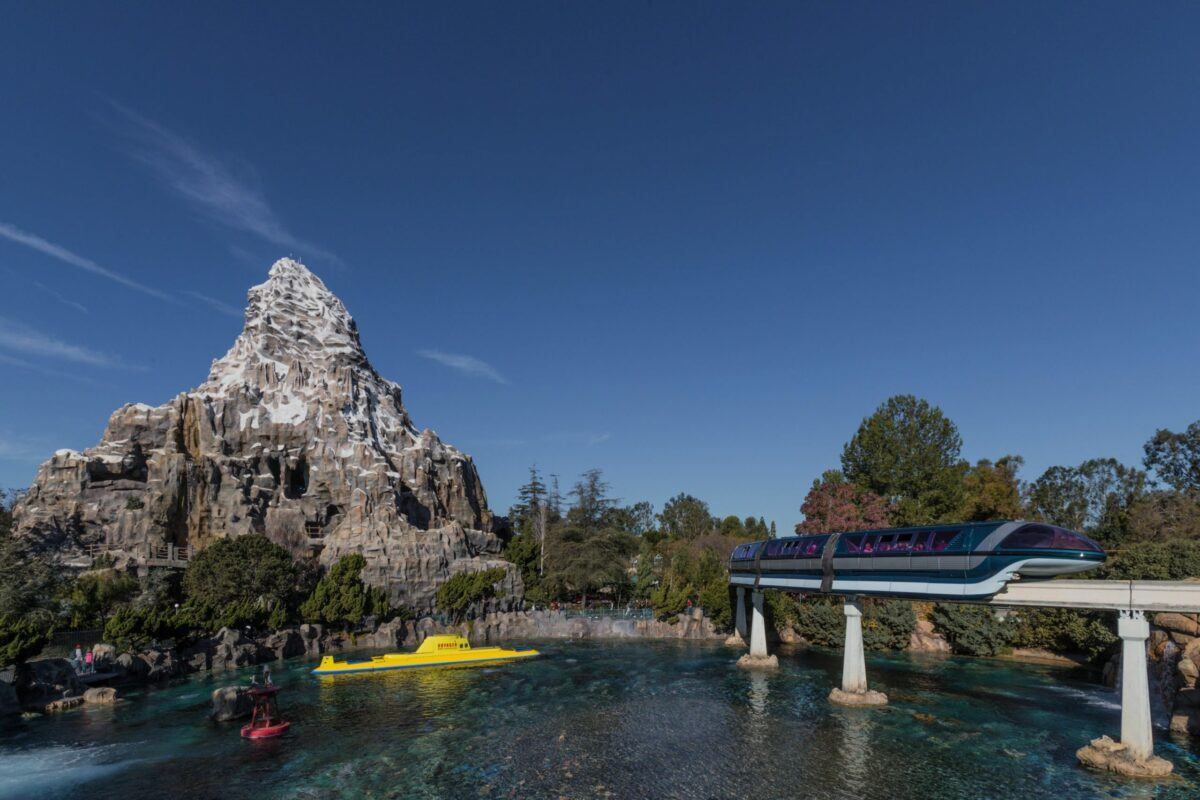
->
[[311, 634, 539, 675]]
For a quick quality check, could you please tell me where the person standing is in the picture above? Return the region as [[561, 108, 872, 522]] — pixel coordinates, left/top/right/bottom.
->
[[72, 644, 83, 673], [84, 649, 94, 674]]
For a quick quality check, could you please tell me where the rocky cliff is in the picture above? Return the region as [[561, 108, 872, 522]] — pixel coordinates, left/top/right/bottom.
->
[[14, 258, 520, 611]]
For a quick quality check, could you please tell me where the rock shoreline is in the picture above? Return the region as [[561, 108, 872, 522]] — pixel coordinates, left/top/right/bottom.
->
[[6, 608, 723, 715]]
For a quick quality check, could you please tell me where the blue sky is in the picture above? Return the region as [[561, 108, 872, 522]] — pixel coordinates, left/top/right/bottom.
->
[[1, 3, 1198, 531]]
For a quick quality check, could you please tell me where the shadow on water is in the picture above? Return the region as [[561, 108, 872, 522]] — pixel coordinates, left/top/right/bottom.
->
[[0, 639, 1197, 800]]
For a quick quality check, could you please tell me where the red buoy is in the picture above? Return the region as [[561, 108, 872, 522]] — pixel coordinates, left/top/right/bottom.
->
[[240, 685, 290, 739]]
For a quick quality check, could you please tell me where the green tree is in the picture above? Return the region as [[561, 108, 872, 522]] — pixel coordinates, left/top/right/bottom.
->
[[841, 395, 968, 525], [436, 568, 508, 622], [181, 535, 301, 623], [507, 465, 548, 536], [928, 604, 1014, 656], [300, 554, 393, 630], [1010, 608, 1117, 662], [1143, 420, 1200, 491], [64, 569, 140, 628], [959, 456, 1025, 521], [1124, 489, 1200, 542], [1027, 458, 1146, 544], [0, 612, 51, 668], [658, 493, 715, 540]]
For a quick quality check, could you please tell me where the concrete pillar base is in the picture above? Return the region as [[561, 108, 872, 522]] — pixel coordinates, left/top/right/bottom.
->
[[829, 688, 888, 707], [736, 653, 779, 670], [724, 632, 747, 648], [1076, 736, 1173, 778]]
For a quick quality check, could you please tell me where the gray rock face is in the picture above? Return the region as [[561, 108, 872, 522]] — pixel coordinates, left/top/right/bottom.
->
[[210, 685, 253, 722], [14, 258, 520, 611]]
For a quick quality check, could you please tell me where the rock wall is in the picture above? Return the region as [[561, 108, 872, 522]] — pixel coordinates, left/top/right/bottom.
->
[[13, 258, 520, 612], [1150, 612, 1200, 737]]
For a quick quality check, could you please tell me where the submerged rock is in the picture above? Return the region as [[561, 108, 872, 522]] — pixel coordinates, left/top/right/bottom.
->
[[1076, 735, 1173, 778], [13, 258, 520, 612], [829, 688, 888, 707], [736, 653, 779, 670]]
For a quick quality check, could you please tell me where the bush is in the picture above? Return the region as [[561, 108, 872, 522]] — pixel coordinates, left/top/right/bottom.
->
[[300, 554, 392, 630], [862, 599, 917, 651], [650, 579, 692, 622], [0, 612, 51, 667], [789, 596, 844, 647], [928, 603, 1014, 657], [436, 568, 508, 622], [1010, 608, 1117, 663], [64, 569, 140, 628], [696, 579, 732, 631], [1099, 540, 1200, 580], [182, 535, 300, 611], [103, 604, 175, 652]]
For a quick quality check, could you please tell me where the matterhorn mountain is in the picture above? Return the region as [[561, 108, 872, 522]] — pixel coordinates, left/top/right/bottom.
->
[[14, 258, 520, 611]]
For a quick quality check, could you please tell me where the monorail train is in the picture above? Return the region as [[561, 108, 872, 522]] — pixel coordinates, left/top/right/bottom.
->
[[728, 520, 1105, 600]]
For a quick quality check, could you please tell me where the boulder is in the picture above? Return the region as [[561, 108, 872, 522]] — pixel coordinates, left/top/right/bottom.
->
[[299, 624, 325, 656], [0, 667, 19, 717], [262, 628, 305, 660], [364, 618, 407, 650], [182, 627, 269, 672], [83, 687, 118, 705], [139, 649, 180, 681], [1170, 707, 1200, 736], [16, 658, 81, 707], [91, 643, 117, 672], [1076, 735, 1173, 778], [1153, 613, 1200, 639], [116, 653, 150, 680], [210, 686, 253, 722], [909, 619, 950, 654], [44, 696, 84, 713]]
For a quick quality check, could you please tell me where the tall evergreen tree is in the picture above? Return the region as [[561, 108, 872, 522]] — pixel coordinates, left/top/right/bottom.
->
[[841, 395, 967, 525]]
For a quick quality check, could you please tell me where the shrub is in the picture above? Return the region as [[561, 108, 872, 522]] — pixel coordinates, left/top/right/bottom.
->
[[928, 603, 1014, 657], [436, 568, 508, 622], [0, 612, 51, 667], [64, 569, 140, 628], [650, 580, 692, 622], [1010, 608, 1117, 663], [696, 579, 732, 631], [789, 595, 844, 647], [862, 599, 917, 651], [300, 554, 392, 630], [103, 604, 174, 652], [182, 535, 300, 611], [1099, 540, 1200, 581]]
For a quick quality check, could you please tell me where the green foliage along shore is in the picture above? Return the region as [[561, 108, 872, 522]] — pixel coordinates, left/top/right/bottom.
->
[[3, 396, 1200, 669]]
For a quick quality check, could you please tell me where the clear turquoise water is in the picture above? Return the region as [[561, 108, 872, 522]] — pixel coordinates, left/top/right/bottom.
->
[[1, 640, 1197, 799]]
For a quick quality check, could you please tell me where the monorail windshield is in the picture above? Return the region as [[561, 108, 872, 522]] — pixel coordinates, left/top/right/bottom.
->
[[999, 524, 1103, 552]]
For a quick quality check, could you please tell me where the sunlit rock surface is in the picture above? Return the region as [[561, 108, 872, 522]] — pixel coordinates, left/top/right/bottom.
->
[[14, 258, 520, 612]]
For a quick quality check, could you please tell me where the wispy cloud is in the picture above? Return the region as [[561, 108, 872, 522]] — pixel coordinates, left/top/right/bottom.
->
[[418, 349, 508, 384], [0, 318, 132, 369], [0, 222, 173, 302], [543, 431, 612, 447], [105, 102, 339, 264], [32, 281, 89, 314], [184, 290, 242, 318]]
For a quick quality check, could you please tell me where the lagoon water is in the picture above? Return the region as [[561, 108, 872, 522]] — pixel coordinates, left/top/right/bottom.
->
[[1, 640, 1197, 800]]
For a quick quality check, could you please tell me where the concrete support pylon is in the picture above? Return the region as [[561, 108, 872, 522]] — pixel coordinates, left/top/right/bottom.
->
[[829, 597, 886, 706], [736, 589, 778, 669], [1076, 609, 1172, 777], [1119, 610, 1154, 760], [735, 588, 749, 642], [840, 598, 867, 693], [750, 590, 768, 658]]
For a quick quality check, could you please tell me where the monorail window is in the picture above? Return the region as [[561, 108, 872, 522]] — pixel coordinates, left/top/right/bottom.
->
[[842, 534, 865, 553], [930, 530, 959, 552], [1000, 525, 1103, 552]]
